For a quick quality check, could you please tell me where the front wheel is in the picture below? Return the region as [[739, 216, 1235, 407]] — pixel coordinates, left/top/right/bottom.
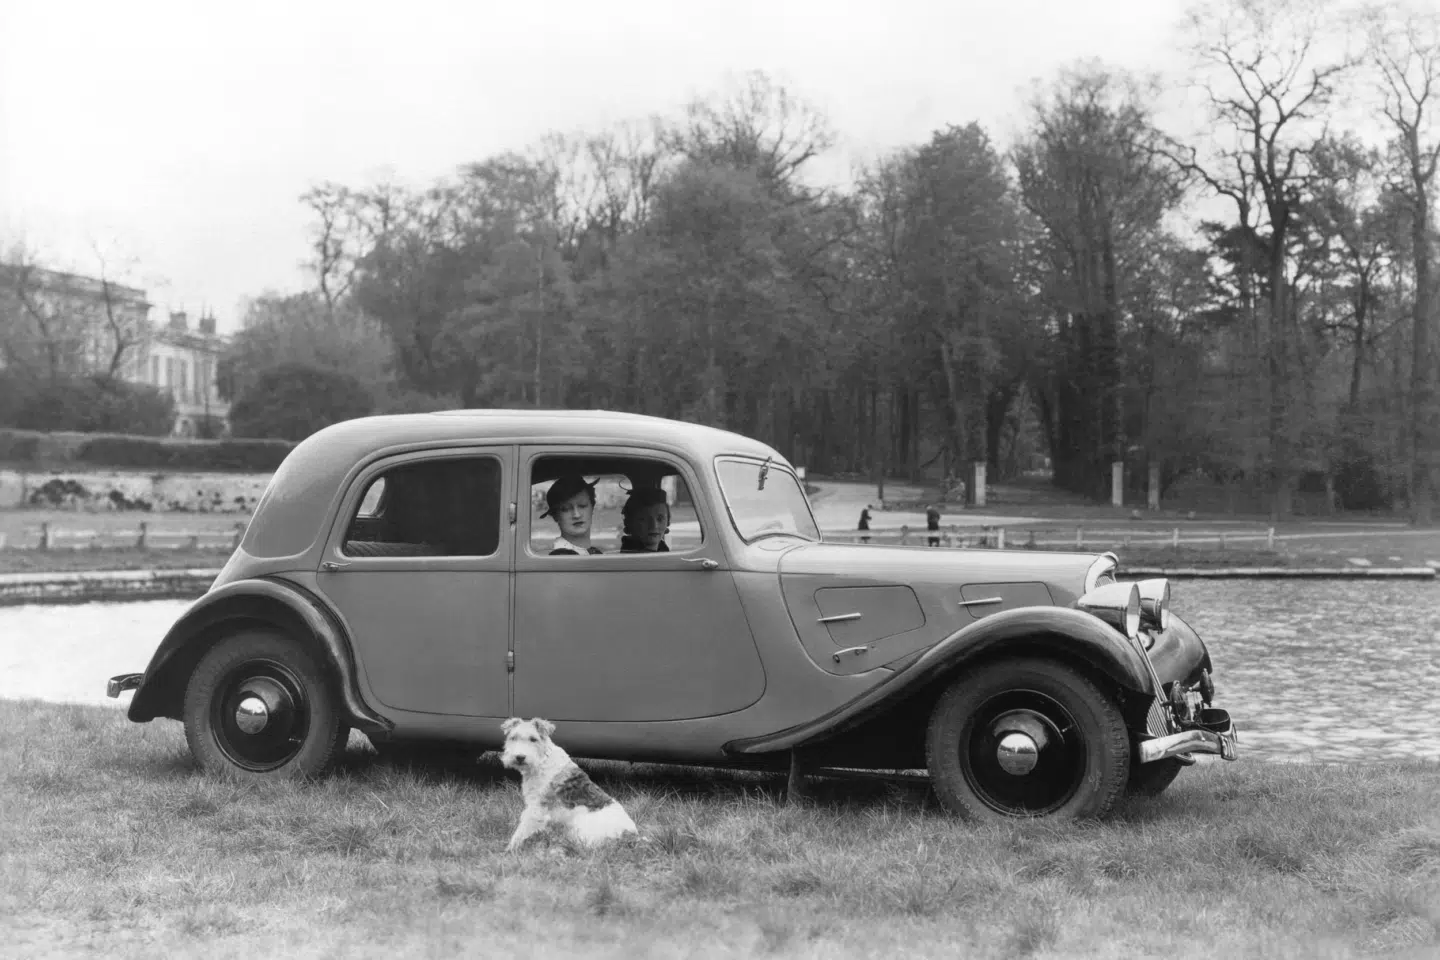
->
[[183, 629, 348, 781], [925, 658, 1130, 822]]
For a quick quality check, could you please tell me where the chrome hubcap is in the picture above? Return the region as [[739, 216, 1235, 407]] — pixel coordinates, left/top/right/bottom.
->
[[235, 696, 270, 734], [996, 732, 1039, 775]]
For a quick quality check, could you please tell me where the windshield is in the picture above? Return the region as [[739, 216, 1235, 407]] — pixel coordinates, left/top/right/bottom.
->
[[715, 457, 821, 543]]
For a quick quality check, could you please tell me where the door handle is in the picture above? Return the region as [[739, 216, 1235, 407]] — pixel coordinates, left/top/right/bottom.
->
[[682, 558, 720, 570], [320, 560, 351, 573]]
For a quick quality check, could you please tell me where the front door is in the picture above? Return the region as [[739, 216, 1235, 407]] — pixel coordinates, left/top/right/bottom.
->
[[315, 447, 514, 718], [512, 446, 765, 722]]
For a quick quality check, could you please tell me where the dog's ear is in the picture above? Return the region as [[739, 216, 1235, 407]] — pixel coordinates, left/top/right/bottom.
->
[[501, 717, 522, 736], [533, 717, 556, 738]]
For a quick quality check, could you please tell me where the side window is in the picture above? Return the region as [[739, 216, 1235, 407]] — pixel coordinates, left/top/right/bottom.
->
[[342, 456, 502, 558], [527, 455, 704, 557]]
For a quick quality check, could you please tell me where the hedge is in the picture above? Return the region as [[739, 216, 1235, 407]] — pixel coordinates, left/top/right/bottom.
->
[[0, 428, 295, 473]]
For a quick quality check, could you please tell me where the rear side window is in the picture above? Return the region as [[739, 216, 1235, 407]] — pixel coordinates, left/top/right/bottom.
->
[[342, 456, 502, 558]]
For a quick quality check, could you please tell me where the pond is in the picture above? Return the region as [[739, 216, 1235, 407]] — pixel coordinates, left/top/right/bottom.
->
[[1, 581, 1435, 764]]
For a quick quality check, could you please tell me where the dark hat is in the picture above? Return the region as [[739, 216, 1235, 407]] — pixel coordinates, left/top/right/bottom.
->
[[541, 474, 596, 518], [622, 486, 669, 518]]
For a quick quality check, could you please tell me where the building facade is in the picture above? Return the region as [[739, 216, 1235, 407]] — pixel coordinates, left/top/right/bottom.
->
[[136, 310, 230, 437], [1, 262, 230, 436]]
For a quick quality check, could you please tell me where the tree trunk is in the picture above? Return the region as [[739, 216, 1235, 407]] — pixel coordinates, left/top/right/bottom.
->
[[1409, 192, 1433, 526]]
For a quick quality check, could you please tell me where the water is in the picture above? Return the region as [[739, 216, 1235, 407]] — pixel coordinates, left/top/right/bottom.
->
[[1, 583, 1435, 764], [1172, 580, 1440, 764]]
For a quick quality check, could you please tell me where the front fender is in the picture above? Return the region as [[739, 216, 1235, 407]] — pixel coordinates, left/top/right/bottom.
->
[[725, 605, 1155, 756], [126, 576, 392, 734]]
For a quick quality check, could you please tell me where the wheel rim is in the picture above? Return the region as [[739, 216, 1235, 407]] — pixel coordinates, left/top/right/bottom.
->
[[209, 658, 312, 772], [958, 688, 1086, 817]]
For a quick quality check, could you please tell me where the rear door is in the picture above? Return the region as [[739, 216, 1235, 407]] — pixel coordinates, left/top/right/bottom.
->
[[314, 446, 515, 718]]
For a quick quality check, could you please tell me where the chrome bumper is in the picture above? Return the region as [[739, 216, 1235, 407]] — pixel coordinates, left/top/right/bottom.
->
[[107, 673, 143, 699], [1138, 708, 1239, 764]]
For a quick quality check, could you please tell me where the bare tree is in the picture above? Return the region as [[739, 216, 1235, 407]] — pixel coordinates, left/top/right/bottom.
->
[[1168, 0, 1355, 518], [1365, 3, 1440, 524]]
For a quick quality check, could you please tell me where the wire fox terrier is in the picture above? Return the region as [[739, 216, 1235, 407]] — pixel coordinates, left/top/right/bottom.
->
[[499, 717, 638, 852]]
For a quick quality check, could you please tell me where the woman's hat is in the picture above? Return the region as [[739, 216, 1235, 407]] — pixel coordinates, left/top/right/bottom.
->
[[622, 486, 669, 518], [541, 474, 596, 518]]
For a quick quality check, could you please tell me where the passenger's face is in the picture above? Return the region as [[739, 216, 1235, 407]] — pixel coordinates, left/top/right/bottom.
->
[[552, 492, 594, 538], [630, 502, 669, 550]]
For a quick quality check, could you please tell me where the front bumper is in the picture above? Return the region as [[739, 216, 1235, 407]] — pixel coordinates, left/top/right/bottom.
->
[[107, 673, 143, 699], [1138, 707, 1239, 764]]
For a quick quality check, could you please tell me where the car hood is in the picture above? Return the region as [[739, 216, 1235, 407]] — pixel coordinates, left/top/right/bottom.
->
[[776, 542, 1101, 604]]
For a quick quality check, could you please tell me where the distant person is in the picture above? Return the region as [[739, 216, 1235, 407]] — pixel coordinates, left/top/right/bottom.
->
[[620, 487, 670, 552], [857, 504, 872, 544], [926, 503, 941, 547], [542, 474, 604, 555]]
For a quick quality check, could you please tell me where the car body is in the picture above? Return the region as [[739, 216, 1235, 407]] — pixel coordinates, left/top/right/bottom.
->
[[108, 409, 1239, 821]]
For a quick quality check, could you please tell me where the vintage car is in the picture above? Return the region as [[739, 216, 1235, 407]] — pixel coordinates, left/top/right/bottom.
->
[[108, 409, 1238, 822]]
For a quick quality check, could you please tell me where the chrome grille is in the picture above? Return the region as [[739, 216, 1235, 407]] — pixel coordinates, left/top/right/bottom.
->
[[1146, 697, 1173, 738]]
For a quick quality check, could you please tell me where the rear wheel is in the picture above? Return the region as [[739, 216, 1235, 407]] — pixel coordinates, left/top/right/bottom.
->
[[925, 658, 1130, 822], [183, 629, 348, 781]]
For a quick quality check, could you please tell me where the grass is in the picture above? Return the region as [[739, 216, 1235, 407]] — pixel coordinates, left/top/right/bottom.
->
[[2, 700, 1437, 958]]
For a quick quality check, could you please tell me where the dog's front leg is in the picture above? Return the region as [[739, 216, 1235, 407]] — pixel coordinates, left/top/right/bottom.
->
[[506, 809, 545, 852]]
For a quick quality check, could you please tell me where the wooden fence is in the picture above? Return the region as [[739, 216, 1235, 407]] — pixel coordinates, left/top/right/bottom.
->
[[0, 521, 246, 552]]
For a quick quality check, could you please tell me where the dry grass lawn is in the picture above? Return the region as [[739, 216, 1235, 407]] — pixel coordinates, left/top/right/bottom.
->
[[2, 699, 1437, 959]]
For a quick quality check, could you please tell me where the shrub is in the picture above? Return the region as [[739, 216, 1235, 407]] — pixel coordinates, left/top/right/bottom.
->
[[10, 374, 175, 436], [229, 363, 374, 441], [75, 436, 293, 472]]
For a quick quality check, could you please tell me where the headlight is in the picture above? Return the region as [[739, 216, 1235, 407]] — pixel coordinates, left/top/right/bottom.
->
[[1136, 578, 1171, 632], [1075, 581, 1141, 640]]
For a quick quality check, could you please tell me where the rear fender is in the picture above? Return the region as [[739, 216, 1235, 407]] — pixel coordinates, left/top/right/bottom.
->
[[126, 576, 392, 734], [726, 605, 1155, 756]]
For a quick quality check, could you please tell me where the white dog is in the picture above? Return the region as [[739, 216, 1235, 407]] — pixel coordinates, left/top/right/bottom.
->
[[499, 717, 638, 852]]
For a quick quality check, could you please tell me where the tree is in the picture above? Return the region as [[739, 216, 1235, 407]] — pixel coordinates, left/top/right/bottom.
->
[[218, 291, 395, 403], [228, 363, 374, 440], [1170, 0, 1354, 517], [1016, 65, 1183, 499], [1366, 3, 1440, 523]]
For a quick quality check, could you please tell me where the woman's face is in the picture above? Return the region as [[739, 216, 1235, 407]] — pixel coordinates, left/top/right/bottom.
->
[[551, 492, 594, 539], [628, 502, 670, 550]]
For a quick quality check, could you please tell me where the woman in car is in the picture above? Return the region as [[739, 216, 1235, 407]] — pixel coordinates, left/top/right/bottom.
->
[[542, 474, 604, 555], [619, 486, 670, 553]]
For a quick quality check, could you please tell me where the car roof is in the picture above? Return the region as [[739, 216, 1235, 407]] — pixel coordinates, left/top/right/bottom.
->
[[307, 408, 783, 460]]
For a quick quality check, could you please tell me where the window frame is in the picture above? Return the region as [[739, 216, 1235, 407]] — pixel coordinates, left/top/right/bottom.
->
[[518, 446, 715, 564], [324, 446, 514, 568]]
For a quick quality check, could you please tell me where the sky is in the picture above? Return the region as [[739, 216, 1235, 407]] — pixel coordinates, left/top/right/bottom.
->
[[0, 0, 1382, 333]]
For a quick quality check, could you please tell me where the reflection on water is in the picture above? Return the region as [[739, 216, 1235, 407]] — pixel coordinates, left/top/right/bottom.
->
[[1, 582, 1437, 764], [1174, 580, 1440, 764]]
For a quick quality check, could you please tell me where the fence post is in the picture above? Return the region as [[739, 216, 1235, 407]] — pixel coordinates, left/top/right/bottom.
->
[[137, 521, 148, 549], [1123, 532, 1131, 548], [39, 521, 50, 551], [1075, 526, 1083, 549], [188, 533, 200, 551], [997, 527, 1006, 550], [1267, 527, 1275, 550], [1172, 527, 1179, 548], [1219, 531, 1227, 551], [900, 524, 910, 546]]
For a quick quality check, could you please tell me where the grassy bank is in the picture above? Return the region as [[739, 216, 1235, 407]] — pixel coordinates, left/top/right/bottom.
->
[[1, 700, 1436, 958]]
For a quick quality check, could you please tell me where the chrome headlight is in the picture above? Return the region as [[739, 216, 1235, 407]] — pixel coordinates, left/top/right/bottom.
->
[[1075, 581, 1141, 640], [1136, 578, 1171, 632]]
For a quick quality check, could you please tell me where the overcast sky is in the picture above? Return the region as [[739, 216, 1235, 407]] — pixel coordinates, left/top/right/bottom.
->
[[0, 0, 1374, 332]]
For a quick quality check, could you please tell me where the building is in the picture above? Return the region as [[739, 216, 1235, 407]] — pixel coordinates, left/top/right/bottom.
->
[[1, 261, 230, 436], [136, 310, 231, 437]]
